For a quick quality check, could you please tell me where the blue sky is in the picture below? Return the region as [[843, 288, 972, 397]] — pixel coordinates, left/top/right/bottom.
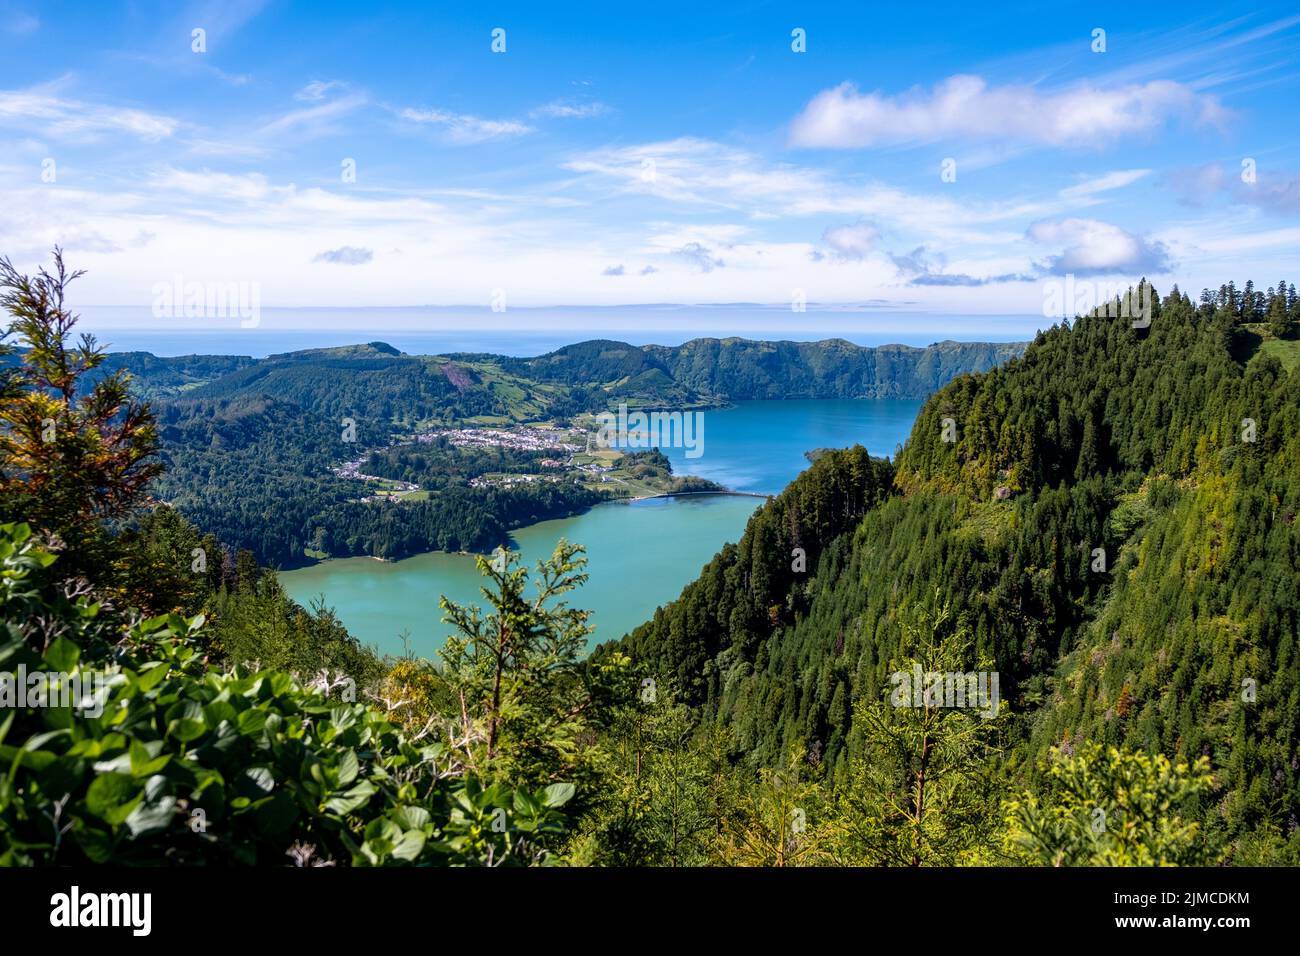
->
[[1, 0, 1298, 327]]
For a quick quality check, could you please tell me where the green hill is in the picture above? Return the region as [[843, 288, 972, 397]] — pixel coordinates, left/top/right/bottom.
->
[[94, 334, 1022, 566], [612, 281, 1300, 861]]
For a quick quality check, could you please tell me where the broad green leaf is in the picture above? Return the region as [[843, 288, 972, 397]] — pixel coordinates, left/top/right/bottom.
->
[[324, 780, 375, 816], [391, 829, 426, 862], [336, 749, 359, 787], [167, 716, 207, 743], [86, 772, 143, 825], [42, 635, 80, 673], [541, 782, 575, 808]]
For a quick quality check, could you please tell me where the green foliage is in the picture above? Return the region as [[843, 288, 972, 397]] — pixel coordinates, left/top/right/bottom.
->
[[613, 279, 1300, 864], [0, 251, 160, 577], [1004, 743, 1217, 866], [617, 444, 895, 717], [438, 541, 599, 787], [575, 672, 725, 866], [718, 746, 829, 866], [0, 524, 573, 867], [828, 602, 1006, 866], [152, 392, 605, 565], [100, 336, 1016, 566], [502, 337, 1025, 402]]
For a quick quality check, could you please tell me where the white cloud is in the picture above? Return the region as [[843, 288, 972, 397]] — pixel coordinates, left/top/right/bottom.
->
[[398, 107, 533, 144], [789, 75, 1227, 149], [531, 100, 609, 119], [822, 221, 879, 261], [314, 246, 373, 265], [3, 9, 38, 35], [256, 94, 366, 139], [149, 168, 286, 202], [1166, 162, 1300, 213], [1028, 218, 1172, 275], [1059, 169, 1151, 199], [674, 242, 725, 272], [0, 88, 178, 141], [295, 80, 347, 102]]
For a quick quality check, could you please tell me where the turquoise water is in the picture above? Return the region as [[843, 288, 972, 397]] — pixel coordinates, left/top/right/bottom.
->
[[280, 398, 921, 656], [660, 398, 921, 494]]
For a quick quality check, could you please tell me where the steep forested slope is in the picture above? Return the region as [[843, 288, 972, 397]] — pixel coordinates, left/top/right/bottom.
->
[[614, 282, 1300, 855], [497, 337, 1025, 402]]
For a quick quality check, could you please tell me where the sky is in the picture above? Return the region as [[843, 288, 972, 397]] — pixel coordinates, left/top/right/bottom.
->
[[1, 0, 1299, 337]]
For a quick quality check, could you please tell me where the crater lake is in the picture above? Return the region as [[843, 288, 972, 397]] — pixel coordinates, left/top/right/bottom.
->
[[280, 398, 922, 655]]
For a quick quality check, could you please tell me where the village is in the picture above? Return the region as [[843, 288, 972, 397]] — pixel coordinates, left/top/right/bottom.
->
[[331, 421, 630, 501]]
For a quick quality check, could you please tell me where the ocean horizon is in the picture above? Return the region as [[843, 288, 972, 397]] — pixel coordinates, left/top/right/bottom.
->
[[71, 304, 1043, 358]]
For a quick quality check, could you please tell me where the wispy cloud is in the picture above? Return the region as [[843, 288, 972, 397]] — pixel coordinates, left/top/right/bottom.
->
[[1167, 162, 1300, 213], [1, 4, 38, 35], [789, 75, 1228, 149], [256, 94, 367, 139], [0, 87, 178, 141], [531, 99, 610, 120], [890, 246, 1035, 287], [398, 107, 533, 144], [1059, 169, 1151, 200], [295, 80, 347, 102], [183, 0, 272, 46], [150, 167, 285, 201], [314, 246, 373, 265]]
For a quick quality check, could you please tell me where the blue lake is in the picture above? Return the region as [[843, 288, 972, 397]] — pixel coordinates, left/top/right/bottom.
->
[[280, 398, 921, 656]]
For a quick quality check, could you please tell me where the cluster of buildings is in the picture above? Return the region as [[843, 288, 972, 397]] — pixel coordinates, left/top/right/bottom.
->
[[333, 424, 618, 497], [332, 455, 419, 501], [413, 425, 583, 453], [468, 473, 567, 489]]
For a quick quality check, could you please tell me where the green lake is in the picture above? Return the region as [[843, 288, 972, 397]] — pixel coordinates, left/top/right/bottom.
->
[[281, 398, 922, 656]]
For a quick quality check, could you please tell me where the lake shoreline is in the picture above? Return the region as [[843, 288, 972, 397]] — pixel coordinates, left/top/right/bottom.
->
[[280, 398, 923, 654], [280, 487, 765, 569], [626, 489, 771, 503]]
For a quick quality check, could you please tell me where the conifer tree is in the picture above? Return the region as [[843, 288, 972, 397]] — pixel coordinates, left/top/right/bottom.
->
[[830, 601, 1006, 866]]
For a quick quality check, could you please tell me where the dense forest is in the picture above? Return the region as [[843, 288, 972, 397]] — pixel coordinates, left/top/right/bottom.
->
[[615, 278, 1300, 863], [3, 251, 1297, 867], [496, 336, 1025, 401]]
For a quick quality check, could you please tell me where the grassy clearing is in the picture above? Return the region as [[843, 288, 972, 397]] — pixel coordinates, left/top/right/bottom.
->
[[1259, 337, 1300, 372]]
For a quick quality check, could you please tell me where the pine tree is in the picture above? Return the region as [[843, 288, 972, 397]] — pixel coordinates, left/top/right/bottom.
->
[[829, 601, 1006, 866], [439, 541, 598, 786], [0, 249, 160, 585]]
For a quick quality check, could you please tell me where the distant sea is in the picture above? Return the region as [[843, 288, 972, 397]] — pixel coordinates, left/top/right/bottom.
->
[[72, 305, 1043, 358]]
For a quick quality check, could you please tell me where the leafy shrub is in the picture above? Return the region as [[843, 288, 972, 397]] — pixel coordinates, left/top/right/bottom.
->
[[0, 523, 573, 866]]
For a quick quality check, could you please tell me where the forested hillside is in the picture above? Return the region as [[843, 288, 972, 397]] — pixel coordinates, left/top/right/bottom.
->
[[496, 336, 1024, 401], [84, 335, 1020, 567], [614, 280, 1300, 862]]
